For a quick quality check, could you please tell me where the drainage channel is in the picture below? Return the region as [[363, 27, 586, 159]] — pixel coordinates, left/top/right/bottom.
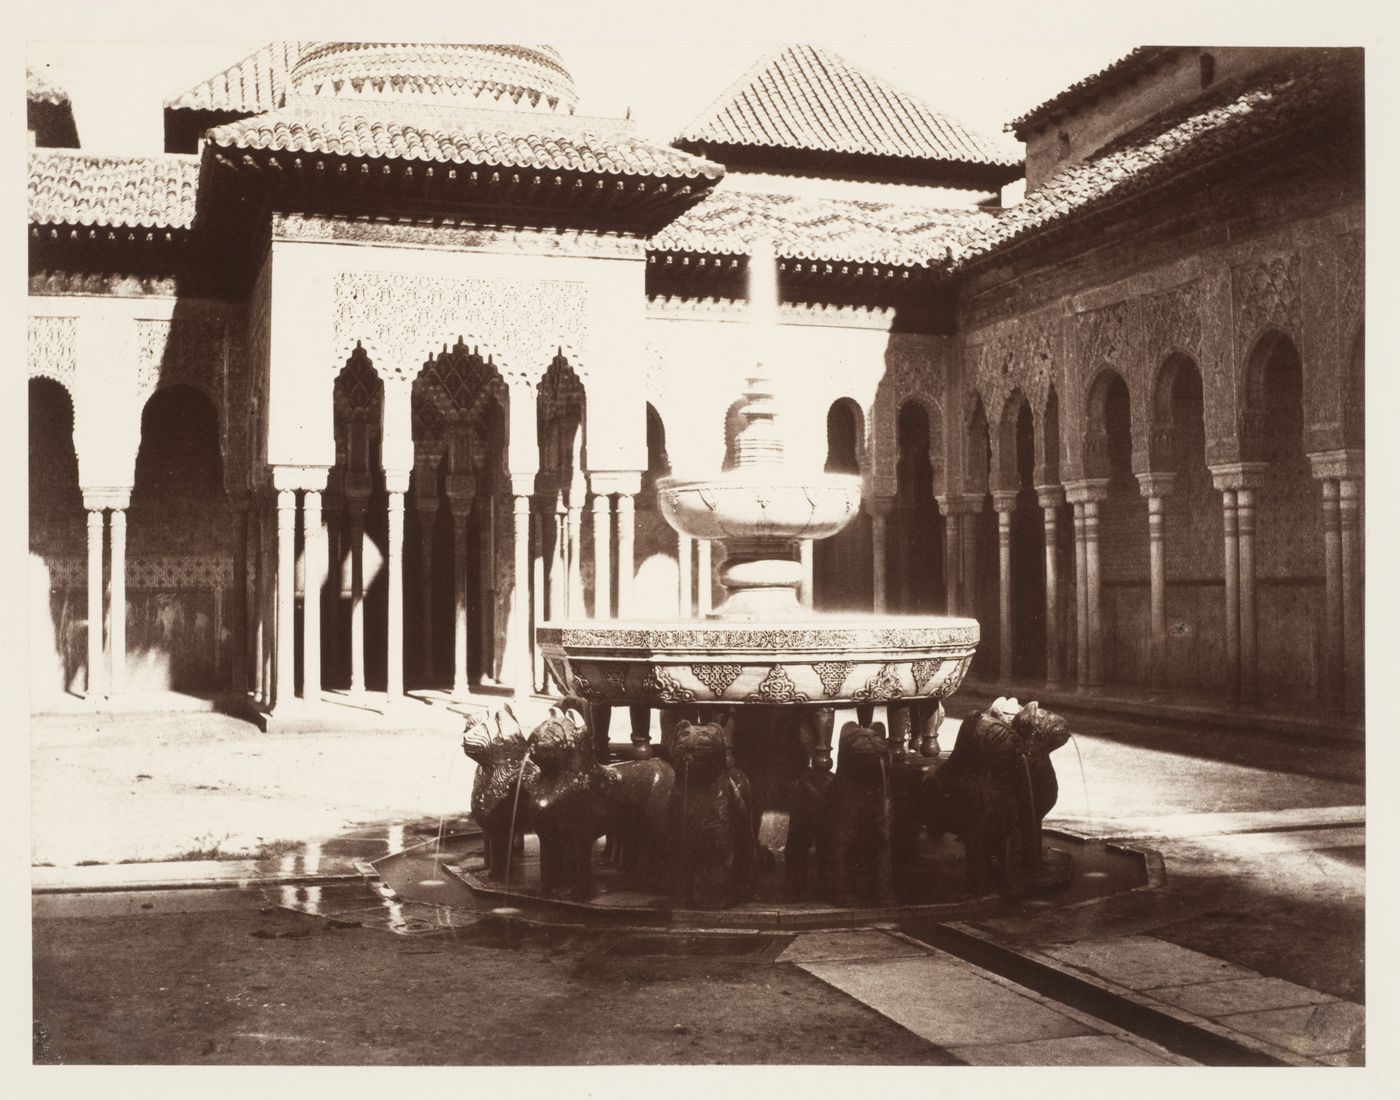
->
[[901, 921, 1294, 1067]]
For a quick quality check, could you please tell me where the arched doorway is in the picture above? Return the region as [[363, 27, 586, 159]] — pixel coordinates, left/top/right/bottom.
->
[[29, 378, 84, 698], [892, 400, 944, 614], [815, 399, 874, 613], [128, 383, 231, 693]]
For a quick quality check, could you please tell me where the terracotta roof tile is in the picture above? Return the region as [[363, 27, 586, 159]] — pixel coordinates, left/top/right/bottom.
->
[[959, 54, 1361, 269], [1007, 47, 1170, 135], [677, 45, 1020, 169], [206, 107, 723, 179], [29, 151, 199, 229], [649, 188, 999, 267], [27, 65, 70, 106], [165, 42, 300, 113]]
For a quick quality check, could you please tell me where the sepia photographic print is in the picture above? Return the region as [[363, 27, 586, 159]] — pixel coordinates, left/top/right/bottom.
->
[[19, 1, 1388, 1084]]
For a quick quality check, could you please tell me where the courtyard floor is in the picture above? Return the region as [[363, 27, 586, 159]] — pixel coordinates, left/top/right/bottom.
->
[[28, 699, 1371, 1069]]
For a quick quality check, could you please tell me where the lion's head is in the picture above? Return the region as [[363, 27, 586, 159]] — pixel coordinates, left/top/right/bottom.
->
[[526, 706, 590, 772], [836, 721, 891, 781]]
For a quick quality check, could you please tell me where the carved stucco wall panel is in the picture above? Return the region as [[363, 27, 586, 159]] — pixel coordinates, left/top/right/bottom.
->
[[871, 335, 945, 499], [27, 316, 78, 394]]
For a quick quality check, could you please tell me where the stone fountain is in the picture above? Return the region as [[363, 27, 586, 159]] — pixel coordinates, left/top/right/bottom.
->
[[537, 241, 980, 774]]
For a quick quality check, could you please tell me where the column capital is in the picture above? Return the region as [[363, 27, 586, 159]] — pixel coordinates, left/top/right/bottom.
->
[[588, 470, 643, 496], [383, 470, 411, 494], [1208, 461, 1269, 492], [1062, 478, 1110, 505], [1136, 472, 1178, 499], [270, 464, 331, 493], [510, 473, 537, 497], [990, 489, 1019, 514], [1307, 448, 1364, 482], [1034, 484, 1066, 509], [82, 488, 131, 511]]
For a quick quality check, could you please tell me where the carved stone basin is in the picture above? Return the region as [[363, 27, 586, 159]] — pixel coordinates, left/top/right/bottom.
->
[[656, 472, 862, 543], [536, 616, 980, 709]]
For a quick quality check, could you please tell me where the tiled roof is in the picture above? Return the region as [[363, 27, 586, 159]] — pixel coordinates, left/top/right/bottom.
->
[[677, 45, 1020, 169], [165, 42, 300, 113], [29, 151, 200, 229], [649, 188, 999, 267], [958, 54, 1361, 269], [27, 65, 70, 106], [205, 107, 724, 180], [1007, 47, 1171, 135]]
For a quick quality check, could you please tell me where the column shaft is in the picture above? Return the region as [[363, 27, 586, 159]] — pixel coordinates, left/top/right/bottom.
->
[[85, 508, 104, 699], [1147, 496, 1168, 690], [960, 509, 978, 622], [871, 513, 888, 613], [697, 538, 713, 617], [232, 501, 249, 693], [591, 493, 612, 619], [996, 506, 1013, 680], [1073, 504, 1088, 687], [511, 494, 531, 695], [1320, 480, 1343, 701], [567, 499, 585, 617], [532, 510, 546, 691], [616, 493, 636, 618], [1221, 489, 1240, 702], [678, 534, 694, 617], [275, 489, 297, 709], [799, 539, 814, 610], [417, 507, 437, 682], [1339, 478, 1363, 710], [453, 511, 471, 697], [109, 508, 127, 694], [943, 512, 961, 614], [1236, 487, 1258, 704], [1042, 506, 1061, 686], [386, 488, 406, 702], [301, 490, 323, 703], [1085, 500, 1103, 687], [349, 514, 366, 696]]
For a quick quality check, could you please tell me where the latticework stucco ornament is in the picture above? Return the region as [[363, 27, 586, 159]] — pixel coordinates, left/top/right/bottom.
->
[[1336, 231, 1364, 341], [27, 316, 78, 392], [872, 339, 943, 487], [135, 319, 227, 407], [1143, 280, 1204, 364], [332, 271, 591, 383], [1232, 252, 1302, 355]]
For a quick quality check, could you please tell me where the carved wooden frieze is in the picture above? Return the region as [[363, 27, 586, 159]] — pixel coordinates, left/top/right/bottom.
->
[[332, 271, 591, 383], [27, 316, 77, 391]]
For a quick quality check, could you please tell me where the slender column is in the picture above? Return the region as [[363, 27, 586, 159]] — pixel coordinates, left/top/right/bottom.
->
[[108, 507, 127, 695], [1318, 480, 1343, 700], [84, 506, 104, 699], [451, 507, 471, 697], [566, 490, 585, 617], [616, 492, 635, 618], [1236, 486, 1259, 704], [531, 508, 546, 691], [510, 490, 532, 696], [937, 498, 961, 614], [992, 491, 1016, 680], [347, 494, 368, 697], [962, 501, 982, 625], [1221, 489, 1240, 700], [232, 498, 250, 694], [258, 495, 273, 705], [678, 534, 694, 617], [696, 539, 713, 617], [1084, 499, 1103, 687], [591, 490, 612, 619], [301, 488, 324, 703], [416, 500, 437, 682], [869, 500, 890, 613], [1036, 487, 1065, 687], [1072, 503, 1088, 686], [385, 479, 407, 703], [482, 492, 498, 682], [275, 488, 297, 709], [551, 491, 567, 623], [798, 539, 814, 610], [249, 501, 264, 703], [1339, 476, 1363, 711], [1137, 474, 1175, 691]]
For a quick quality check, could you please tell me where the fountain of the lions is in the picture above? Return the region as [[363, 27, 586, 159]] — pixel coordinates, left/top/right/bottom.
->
[[403, 242, 1105, 929]]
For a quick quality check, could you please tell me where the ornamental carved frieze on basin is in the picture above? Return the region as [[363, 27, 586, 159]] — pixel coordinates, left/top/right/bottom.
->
[[535, 616, 979, 708]]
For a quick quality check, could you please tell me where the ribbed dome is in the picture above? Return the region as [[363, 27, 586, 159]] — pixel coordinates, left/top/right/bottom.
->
[[290, 43, 578, 113]]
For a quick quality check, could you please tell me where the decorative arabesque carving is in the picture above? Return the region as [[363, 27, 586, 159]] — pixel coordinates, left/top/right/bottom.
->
[[1233, 252, 1302, 354], [135, 319, 227, 406], [873, 339, 943, 487], [536, 357, 585, 490], [332, 271, 590, 383], [334, 350, 384, 473], [1336, 231, 1364, 339], [1143, 281, 1203, 362], [26, 316, 77, 391]]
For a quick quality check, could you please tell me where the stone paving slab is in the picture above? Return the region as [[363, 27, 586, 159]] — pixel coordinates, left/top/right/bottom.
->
[[1149, 976, 1339, 1018], [1214, 1001, 1365, 1059], [948, 1033, 1181, 1067], [798, 954, 1101, 1049], [776, 929, 924, 964], [1040, 934, 1259, 990]]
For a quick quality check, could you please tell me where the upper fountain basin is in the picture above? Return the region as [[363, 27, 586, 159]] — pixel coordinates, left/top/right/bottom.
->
[[656, 471, 862, 543]]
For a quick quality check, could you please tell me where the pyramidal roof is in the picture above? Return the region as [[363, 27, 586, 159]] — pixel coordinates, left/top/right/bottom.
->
[[675, 45, 1021, 175]]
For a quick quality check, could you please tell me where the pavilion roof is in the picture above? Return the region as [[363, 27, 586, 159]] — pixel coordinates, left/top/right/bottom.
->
[[649, 188, 997, 268], [203, 104, 723, 181], [28, 150, 199, 229], [953, 51, 1362, 272], [164, 42, 299, 113], [675, 45, 1020, 175]]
